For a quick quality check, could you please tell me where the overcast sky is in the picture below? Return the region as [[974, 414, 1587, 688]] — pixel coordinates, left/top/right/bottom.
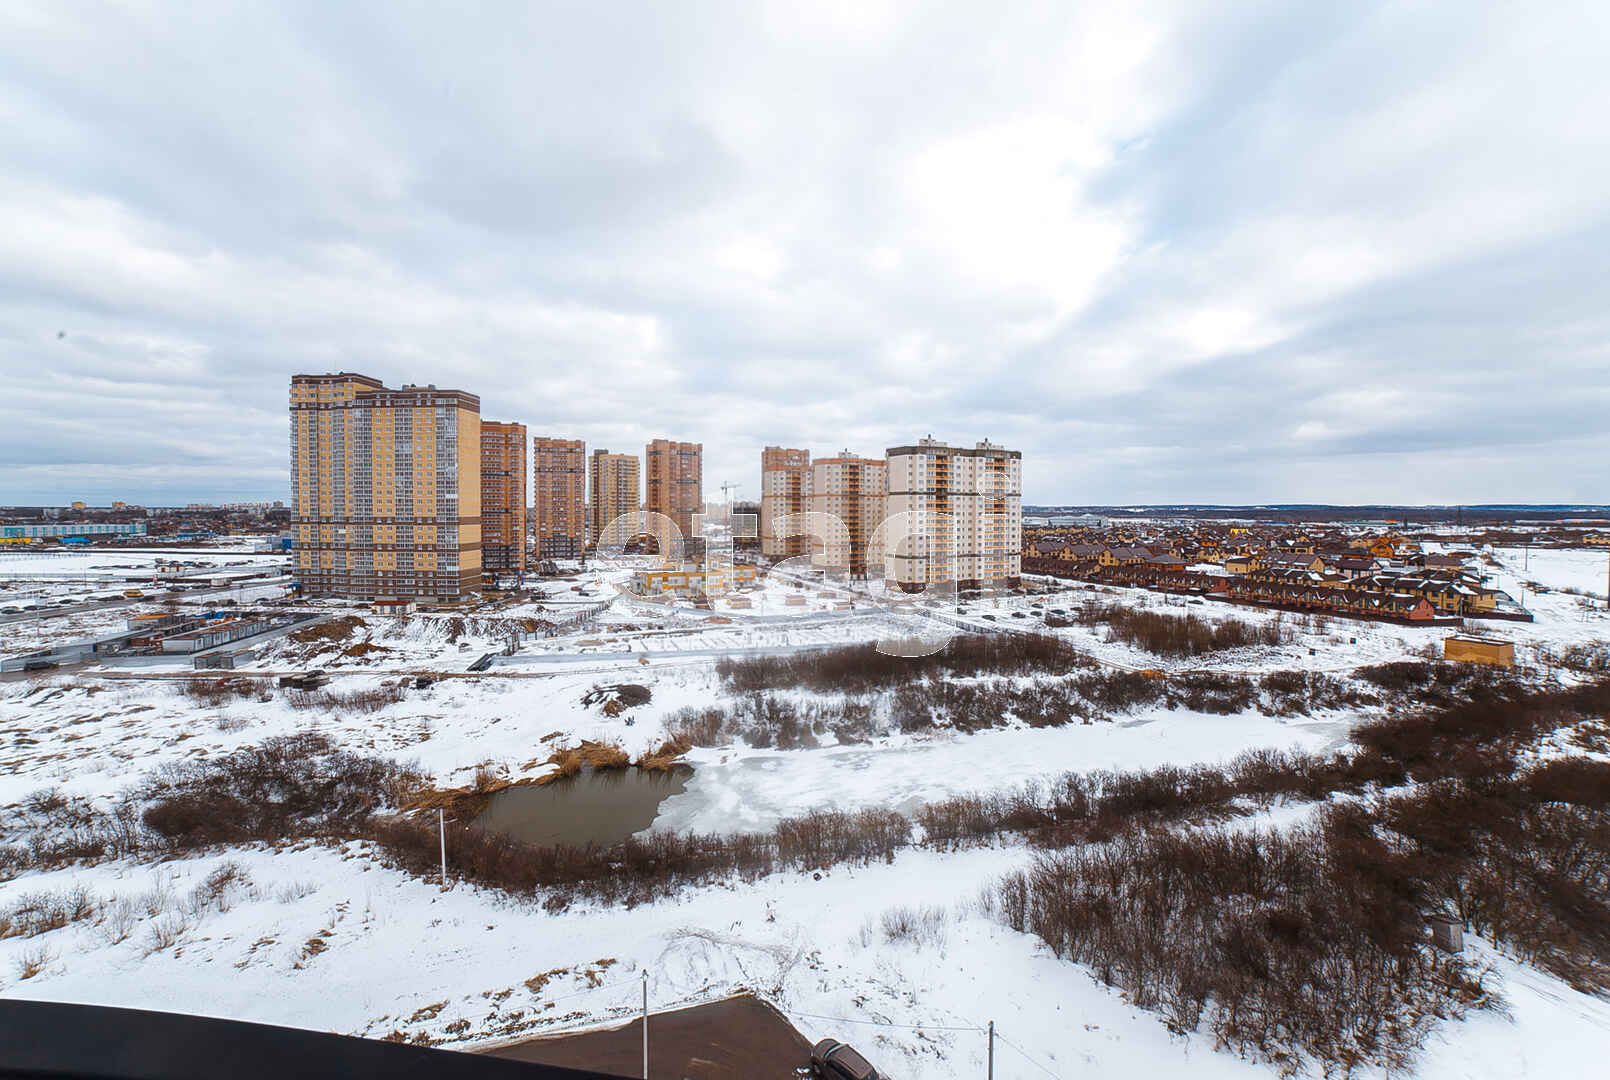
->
[[3, 1, 1608, 507]]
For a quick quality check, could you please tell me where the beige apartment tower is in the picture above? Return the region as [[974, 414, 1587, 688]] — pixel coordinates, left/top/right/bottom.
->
[[645, 439, 703, 552], [885, 437, 1021, 592], [810, 452, 887, 579], [289, 373, 482, 603], [480, 421, 527, 580], [532, 436, 586, 559], [588, 450, 640, 549], [760, 446, 812, 559]]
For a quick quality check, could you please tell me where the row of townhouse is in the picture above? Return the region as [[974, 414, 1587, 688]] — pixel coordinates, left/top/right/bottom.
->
[[1241, 566, 1516, 618], [1022, 528, 1527, 624], [1227, 578, 1440, 622]]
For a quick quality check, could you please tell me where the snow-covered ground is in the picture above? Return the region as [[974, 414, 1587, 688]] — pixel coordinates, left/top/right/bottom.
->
[[4, 838, 1608, 1080], [657, 707, 1346, 836], [0, 547, 286, 582], [2, 545, 1608, 1076]]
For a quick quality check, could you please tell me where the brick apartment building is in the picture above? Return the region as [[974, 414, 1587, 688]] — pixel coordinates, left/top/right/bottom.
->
[[532, 436, 585, 559], [588, 449, 640, 550], [645, 439, 702, 553], [479, 420, 527, 579]]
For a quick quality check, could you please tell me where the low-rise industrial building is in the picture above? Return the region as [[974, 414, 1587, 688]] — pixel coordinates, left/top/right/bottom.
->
[[0, 522, 147, 541], [1443, 636, 1515, 667]]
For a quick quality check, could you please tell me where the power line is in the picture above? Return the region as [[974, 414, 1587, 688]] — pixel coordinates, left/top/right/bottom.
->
[[780, 1007, 981, 1033], [994, 1030, 1064, 1080]]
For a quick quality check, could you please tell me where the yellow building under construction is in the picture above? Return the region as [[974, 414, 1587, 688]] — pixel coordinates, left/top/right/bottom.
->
[[1443, 636, 1514, 667], [630, 562, 758, 599]]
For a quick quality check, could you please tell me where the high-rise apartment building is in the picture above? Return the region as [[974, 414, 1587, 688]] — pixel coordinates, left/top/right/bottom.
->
[[885, 437, 1021, 592], [760, 446, 812, 559], [810, 452, 886, 579], [289, 373, 481, 603], [645, 439, 702, 551], [479, 421, 527, 579], [532, 436, 585, 559], [588, 450, 640, 549]]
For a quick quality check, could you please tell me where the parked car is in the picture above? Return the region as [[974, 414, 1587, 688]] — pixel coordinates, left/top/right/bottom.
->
[[811, 1039, 880, 1080]]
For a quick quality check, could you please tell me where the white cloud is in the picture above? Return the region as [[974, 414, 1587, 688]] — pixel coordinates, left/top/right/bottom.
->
[[1, 1, 1607, 505]]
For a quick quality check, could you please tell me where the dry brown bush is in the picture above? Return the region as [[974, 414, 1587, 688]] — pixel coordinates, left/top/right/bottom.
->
[[285, 685, 405, 713], [138, 732, 425, 851], [179, 677, 268, 707], [1074, 602, 1291, 656], [716, 633, 1089, 694]]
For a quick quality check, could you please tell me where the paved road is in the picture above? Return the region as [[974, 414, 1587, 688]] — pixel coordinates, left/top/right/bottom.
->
[[484, 994, 814, 1080]]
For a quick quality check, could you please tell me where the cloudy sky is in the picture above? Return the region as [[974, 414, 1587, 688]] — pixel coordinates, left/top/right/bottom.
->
[[3, 1, 1608, 507]]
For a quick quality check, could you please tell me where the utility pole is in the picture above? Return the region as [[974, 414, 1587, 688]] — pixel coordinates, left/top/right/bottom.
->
[[438, 809, 450, 889], [987, 1020, 994, 1080], [641, 969, 649, 1079]]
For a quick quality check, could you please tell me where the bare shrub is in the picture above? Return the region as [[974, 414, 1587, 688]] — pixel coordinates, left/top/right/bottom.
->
[[1074, 603, 1290, 657], [179, 677, 267, 708], [98, 897, 138, 945], [878, 904, 947, 949], [1380, 765, 1610, 993], [716, 633, 1088, 694], [139, 732, 425, 851], [665, 706, 730, 747], [372, 805, 909, 910], [286, 685, 405, 713], [139, 883, 174, 918], [186, 861, 253, 916], [274, 881, 319, 904], [0, 888, 96, 940], [993, 817, 1497, 1074], [144, 913, 189, 953], [1556, 641, 1610, 675], [14, 945, 51, 980]]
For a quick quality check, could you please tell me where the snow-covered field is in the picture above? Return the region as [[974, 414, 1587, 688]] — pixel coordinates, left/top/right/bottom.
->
[[7, 838, 1608, 1080], [2, 546, 1608, 1076], [0, 546, 286, 582]]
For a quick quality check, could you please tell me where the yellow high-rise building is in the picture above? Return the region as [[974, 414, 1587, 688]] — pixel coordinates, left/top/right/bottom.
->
[[885, 437, 1021, 593], [810, 452, 886, 580], [289, 373, 482, 603]]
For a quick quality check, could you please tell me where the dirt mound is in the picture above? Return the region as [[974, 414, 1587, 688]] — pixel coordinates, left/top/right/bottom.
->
[[581, 683, 653, 716]]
